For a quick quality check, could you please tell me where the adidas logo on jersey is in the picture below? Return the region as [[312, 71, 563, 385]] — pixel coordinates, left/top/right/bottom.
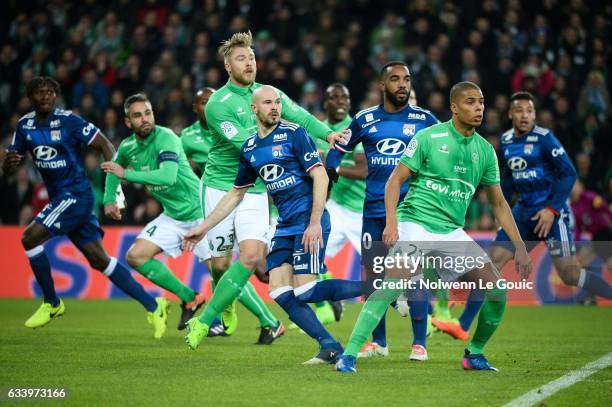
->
[[250, 155, 256, 163], [368, 126, 377, 133], [54, 222, 61, 229]]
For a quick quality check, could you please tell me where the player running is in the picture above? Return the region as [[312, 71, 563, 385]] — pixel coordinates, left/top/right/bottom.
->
[[101, 93, 207, 332], [189, 31, 346, 338], [2, 77, 167, 337], [327, 62, 438, 361], [183, 86, 363, 363], [181, 87, 283, 343], [434, 91, 612, 341], [335, 81, 532, 373]]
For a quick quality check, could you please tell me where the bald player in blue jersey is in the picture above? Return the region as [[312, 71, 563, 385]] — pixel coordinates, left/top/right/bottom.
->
[[327, 61, 438, 361], [2, 77, 168, 338], [183, 85, 364, 364]]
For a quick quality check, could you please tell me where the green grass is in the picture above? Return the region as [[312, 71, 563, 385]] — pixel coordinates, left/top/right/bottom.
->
[[0, 300, 611, 406]]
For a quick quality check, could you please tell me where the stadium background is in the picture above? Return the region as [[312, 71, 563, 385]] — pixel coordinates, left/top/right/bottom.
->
[[0, 0, 610, 303]]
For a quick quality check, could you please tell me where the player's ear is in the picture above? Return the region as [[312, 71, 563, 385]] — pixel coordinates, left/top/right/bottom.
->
[[450, 102, 457, 115], [124, 117, 132, 129], [251, 103, 257, 114], [377, 80, 385, 92]]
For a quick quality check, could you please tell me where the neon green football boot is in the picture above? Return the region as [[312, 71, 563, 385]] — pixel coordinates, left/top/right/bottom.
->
[[25, 299, 65, 328], [185, 318, 209, 350], [221, 299, 238, 335], [147, 297, 170, 339], [315, 303, 335, 325]]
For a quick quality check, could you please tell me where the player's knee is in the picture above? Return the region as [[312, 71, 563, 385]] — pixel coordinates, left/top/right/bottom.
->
[[126, 248, 147, 268], [86, 252, 110, 271], [211, 257, 230, 273], [21, 226, 40, 250], [557, 268, 580, 286], [239, 251, 261, 270]]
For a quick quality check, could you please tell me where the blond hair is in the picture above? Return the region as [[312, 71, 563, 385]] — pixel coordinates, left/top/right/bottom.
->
[[218, 31, 253, 61]]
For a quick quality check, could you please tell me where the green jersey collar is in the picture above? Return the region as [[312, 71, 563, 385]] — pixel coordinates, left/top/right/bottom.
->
[[226, 79, 259, 96], [447, 119, 476, 144]]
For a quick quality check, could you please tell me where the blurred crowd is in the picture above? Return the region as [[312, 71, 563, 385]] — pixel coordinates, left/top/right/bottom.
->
[[0, 0, 610, 231]]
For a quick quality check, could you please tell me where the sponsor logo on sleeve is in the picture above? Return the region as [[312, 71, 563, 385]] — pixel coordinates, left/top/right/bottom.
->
[[220, 121, 239, 139], [304, 151, 319, 161], [405, 138, 418, 158], [551, 147, 565, 157], [82, 123, 96, 136]]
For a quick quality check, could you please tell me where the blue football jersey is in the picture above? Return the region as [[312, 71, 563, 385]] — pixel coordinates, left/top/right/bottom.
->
[[10, 109, 100, 199], [500, 125, 577, 216], [329, 104, 438, 218], [234, 122, 330, 236]]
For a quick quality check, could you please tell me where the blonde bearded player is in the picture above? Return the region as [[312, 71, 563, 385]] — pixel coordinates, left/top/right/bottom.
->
[[184, 31, 347, 338]]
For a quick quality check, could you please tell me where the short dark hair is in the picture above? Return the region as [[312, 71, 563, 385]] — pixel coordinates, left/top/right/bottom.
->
[[124, 93, 150, 115], [379, 61, 408, 78], [26, 77, 60, 97], [449, 81, 481, 102], [509, 91, 536, 106], [324, 83, 349, 100]]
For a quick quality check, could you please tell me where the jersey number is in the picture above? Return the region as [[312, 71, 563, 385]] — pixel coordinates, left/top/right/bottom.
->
[[146, 226, 157, 237]]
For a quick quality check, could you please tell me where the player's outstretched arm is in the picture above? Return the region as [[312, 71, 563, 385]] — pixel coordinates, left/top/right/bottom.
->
[[485, 184, 532, 278], [302, 165, 328, 254], [183, 187, 247, 252], [89, 132, 116, 161], [383, 164, 412, 246]]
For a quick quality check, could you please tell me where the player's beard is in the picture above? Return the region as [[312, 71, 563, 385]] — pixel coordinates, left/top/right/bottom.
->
[[234, 69, 256, 87], [258, 111, 279, 129], [136, 122, 154, 138], [385, 88, 410, 109]]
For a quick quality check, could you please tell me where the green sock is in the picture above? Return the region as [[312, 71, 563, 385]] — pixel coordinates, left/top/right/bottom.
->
[[436, 288, 449, 311], [198, 261, 252, 326], [468, 288, 507, 354], [344, 280, 402, 357], [238, 281, 279, 328], [137, 259, 195, 303]]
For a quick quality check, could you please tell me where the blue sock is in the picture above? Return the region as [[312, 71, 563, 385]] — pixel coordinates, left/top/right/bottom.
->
[[105, 258, 157, 312], [272, 288, 337, 347], [296, 279, 363, 303], [371, 311, 387, 347], [406, 287, 429, 347], [409, 300, 428, 347], [26, 246, 59, 307], [459, 289, 485, 331], [580, 269, 612, 299]]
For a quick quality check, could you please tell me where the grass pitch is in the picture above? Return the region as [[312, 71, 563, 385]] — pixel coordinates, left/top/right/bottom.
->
[[0, 299, 611, 406]]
